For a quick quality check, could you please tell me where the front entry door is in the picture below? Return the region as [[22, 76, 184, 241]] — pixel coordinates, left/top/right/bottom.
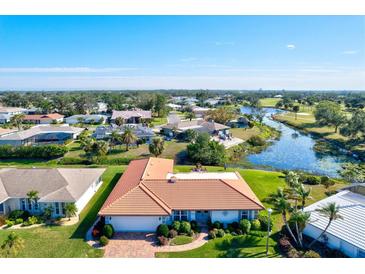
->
[[195, 210, 210, 225]]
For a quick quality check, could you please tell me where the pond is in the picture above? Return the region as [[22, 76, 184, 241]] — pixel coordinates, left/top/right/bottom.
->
[[240, 107, 356, 178]]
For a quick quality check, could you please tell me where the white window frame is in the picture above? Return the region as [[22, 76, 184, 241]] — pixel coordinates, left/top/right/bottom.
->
[[240, 210, 250, 220], [173, 210, 188, 221]]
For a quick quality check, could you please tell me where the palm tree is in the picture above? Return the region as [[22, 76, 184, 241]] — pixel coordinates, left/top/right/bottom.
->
[[149, 137, 165, 157], [121, 127, 137, 151], [26, 190, 39, 211], [10, 113, 25, 130], [290, 210, 311, 248], [185, 112, 195, 121], [285, 171, 300, 188], [114, 117, 124, 126], [308, 202, 343, 248], [270, 188, 299, 246], [1, 232, 25, 257], [295, 184, 312, 211], [64, 203, 78, 221], [110, 130, 121, 149]]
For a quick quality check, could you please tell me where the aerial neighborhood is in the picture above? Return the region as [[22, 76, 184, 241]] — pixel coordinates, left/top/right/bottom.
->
[[0, 90, 364, 259]]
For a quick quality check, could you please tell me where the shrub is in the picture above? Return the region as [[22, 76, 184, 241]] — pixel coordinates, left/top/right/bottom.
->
[[239, 219, 251, 234], [250, 219, 261, 231], [102, 224, 114, 239], [171, 221, 181, 232], [157, 236, 169, 246], [278, 236, 293, 253], [303, 175, 320, 185], [157, 224, 169, 237], [303, 250, 321, 258], [248, 230, 267, 237], [231, 221, 239, 230], [15, 218, 24, 225], [321, 176, 335, 188], [8, 210, 30, 221], [0, 144, 68, 159], [0, 216, 5, 226], [187, 230, 194, 237], [258, 215, 273, 231], [217, 229, 225, 238], [212, 221, 222, 229], [57, 157, 90, 165], [208, 230, 217, 239], [190, 220, 198, 231], [27, 216, 38, 225], [22, 221, 31, 227], [247, 135, 266, 146], [99, 236, 109, 246], [287, 248, 300, 258], [168, 229, 178, 239], [179, 221, 191, 234], [5, 220, 14, 227]]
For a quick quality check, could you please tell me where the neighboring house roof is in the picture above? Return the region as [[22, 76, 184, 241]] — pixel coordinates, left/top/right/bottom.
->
[[24, 113, 64, 121], [99, 158, 264, 216], [0, 128, 17, 136], [94, 124, 154, 139], [0, 125, 83, 141], [0, 107, 27, 113], [304, 190, 365, 251], [162, 119, 229, 133], [111, 109, 152, 120], [0, 168, 105, 204]]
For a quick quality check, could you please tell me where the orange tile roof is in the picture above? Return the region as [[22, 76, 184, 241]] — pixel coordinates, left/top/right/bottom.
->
[[24, 113, 64, 120], [99, 157, 264, 216]]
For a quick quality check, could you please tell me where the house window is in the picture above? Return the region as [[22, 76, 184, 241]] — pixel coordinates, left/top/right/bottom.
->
[[55, 203, 60, 215], [21, 199, 26, 211], [0, 203, 3, 212], [252, 210, 259, 219], [61, 203, 65, 215], [241, 210, 249, 220], [173, 210, 188, 221], [27, 198, 32, 211]]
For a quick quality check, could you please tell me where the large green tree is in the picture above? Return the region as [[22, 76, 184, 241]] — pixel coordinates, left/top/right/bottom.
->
[[314, 101, 346, 133], [121, 127, 137, 151], [10, 113, 25, 130], [149, 137, 165, 157]]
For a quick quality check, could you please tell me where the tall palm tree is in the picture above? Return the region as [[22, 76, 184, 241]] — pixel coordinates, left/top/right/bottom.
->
[[270, 188, 299, 246], [149, 137, 165, 157], [10, 113, 25, 130], [295, 184, 312, 211], [110, 130, 121, 149], [121, 127, 137, 151], [290, 210, 311, 248], [308, 202, 343, 248], [1, 232, 25, 257], [285, 171, 300, 189], [26, 190, 39, 211]]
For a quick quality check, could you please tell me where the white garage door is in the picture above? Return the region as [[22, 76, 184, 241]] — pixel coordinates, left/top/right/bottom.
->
[[108, 216, 163, 232]]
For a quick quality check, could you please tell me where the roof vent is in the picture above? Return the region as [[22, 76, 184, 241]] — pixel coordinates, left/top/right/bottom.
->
[[169, 176, 177, 183]]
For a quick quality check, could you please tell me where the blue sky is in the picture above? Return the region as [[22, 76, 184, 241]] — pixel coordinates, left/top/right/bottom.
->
[[0, 16, 364, 90]]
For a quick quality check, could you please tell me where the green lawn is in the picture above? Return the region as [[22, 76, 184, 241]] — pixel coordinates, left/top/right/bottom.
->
[[0, 166, 124, 258], [170, 235, 193, 246], [259, 98, 282, 107], [230, 127, 261, 141]]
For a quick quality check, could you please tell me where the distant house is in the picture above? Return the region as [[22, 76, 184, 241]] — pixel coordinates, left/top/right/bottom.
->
[[161, 118, 230, 137], [0, 107, 27, 124], [65, 114, 107, 125], [94, 124, 154, 143], [23, 113, 64, 124], [227, 116, 249, 128], [0, 124, 83, 146], [111, 109, 152, 124], [96, 102, 108, 113], [167, 103, 182, 110], [192, 106, 210, 118], [274, 95, 283, 98], [0, 168, 105, 218], [204, 98, 220, 106], [98, 158, 264, 232], [303, 185, 365, 258]]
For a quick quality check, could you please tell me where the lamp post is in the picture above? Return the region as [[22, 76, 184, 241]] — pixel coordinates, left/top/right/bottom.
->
[[266, 208, 273, 256]]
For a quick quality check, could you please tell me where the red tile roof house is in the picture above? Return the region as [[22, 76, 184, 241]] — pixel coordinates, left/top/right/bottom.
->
[[23, 113, 64, 124], [99, 158, 264, 232]]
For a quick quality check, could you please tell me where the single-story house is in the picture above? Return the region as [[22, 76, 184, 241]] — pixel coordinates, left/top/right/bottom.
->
[[192, 106, 210, 118], [0, 107, 27, 124], [99, 158, 264, 232], [23, 113, 64, 124], [303, 185, 365, 258], [93, 124, 154, 143], [161, 118, 230, 137], [0, 168, 105, 217], [0, 124, 83, 146], [167, 103, 182, 110], [111, 109, 152, 124], [65, 114, 108, 125]]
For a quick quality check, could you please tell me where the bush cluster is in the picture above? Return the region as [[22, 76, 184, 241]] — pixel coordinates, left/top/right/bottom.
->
[[99, 236, 109, 246], [239, 219, 251, 234], [0, 144, 68, 159], [102, 224, 115, 239], [247, 136, 266, 146], [300, 174, 320, 185]]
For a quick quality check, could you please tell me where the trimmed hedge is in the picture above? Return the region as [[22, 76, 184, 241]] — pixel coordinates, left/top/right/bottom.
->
[[157, 224, 169, 237], [0, 144, 68, 159], [102, 224, 115, 239]]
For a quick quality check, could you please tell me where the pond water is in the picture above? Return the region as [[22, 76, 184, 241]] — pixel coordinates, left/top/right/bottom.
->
[[240, 107, 356, 177]]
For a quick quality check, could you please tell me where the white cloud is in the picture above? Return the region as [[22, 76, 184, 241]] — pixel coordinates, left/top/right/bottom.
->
[[342, 50, 358, 55], [0, 67, 139, 73], [286, 44, 296, 50]]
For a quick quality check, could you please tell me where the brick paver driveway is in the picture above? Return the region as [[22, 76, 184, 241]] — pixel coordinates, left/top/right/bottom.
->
[[103, 230, 208, 258], [104, 232, 158, 258]]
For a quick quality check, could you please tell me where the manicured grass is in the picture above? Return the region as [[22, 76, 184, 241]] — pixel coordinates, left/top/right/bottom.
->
[[170, 235, 193, 246], [0, 166, 124, 258], [151, 117, 168, 126], [230, 127, 261, 141], [156, 234, 279, 258], [259, 98, 282, 107]]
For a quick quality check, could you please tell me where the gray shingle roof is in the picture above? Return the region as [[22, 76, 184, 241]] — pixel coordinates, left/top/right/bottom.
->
[[111, 109, 152, 120], [0, 168, 105, 203]]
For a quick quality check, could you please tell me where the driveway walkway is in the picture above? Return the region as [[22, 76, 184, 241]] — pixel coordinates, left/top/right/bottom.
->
[[104, 230, 209, 258]]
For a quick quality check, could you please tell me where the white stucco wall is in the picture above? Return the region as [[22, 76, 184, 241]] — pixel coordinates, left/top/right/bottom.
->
[[106, 216, 165, 232], [304, 224, 363, 258], [75, 179, 102, 214], [2, 198, 20, 214], [210, 210, 240, 224]]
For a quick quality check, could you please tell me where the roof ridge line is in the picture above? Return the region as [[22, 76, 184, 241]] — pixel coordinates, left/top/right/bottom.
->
[[140, 157, 152, 180], [139, 182, 171, 214], [44, 169, 77, 200], [219, 176, 264, 209]]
